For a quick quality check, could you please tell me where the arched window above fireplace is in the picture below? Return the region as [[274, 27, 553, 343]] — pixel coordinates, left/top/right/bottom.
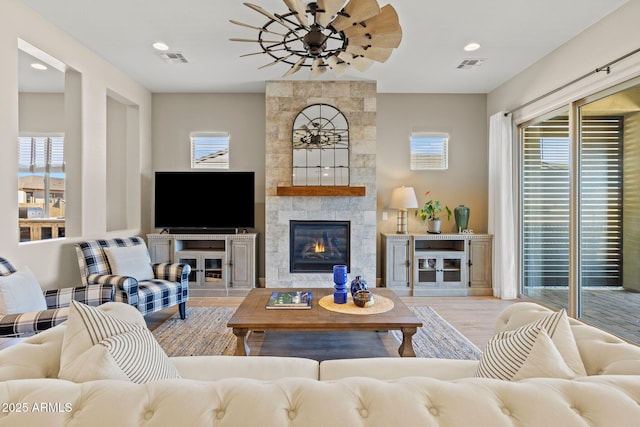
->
[[292, 103, 349, 186]]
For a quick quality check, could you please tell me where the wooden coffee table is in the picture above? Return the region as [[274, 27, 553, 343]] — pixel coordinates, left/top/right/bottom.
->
[[227, 288, 423, 357]]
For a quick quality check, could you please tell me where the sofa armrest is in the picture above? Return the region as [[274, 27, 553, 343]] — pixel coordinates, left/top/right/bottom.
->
[[87, 274, 138, 306], [151, 263, 191, 282], [43, 284, 114, 309], [0, 308, 69, 338]]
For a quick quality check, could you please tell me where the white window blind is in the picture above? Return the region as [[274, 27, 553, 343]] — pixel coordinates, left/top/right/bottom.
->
[[521, 116, 622, 288], [191, 132, 230, 169], [18, 136, 65, 173], [410, 132, 448, 170]]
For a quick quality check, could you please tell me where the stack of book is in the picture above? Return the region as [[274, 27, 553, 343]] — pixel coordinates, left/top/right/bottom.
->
[[266, 291, 312, 310]]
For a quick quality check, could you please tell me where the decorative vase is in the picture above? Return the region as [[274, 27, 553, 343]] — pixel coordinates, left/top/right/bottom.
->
[[454, 205, 470, 232], [332, 265, 348, 304], [427, 219, 441, 234], [350, 276, 368, 298]]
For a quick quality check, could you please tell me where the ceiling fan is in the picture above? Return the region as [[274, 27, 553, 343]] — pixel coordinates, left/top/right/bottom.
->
[[230, 0, 402, 77]]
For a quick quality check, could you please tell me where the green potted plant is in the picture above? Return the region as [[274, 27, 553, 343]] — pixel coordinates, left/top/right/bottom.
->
[[415, 192, 451, 234]]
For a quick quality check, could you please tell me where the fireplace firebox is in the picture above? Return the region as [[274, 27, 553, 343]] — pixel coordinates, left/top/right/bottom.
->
[[290, 220, 350, 273]]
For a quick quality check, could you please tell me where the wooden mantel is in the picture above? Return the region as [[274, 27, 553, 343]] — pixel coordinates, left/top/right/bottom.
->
[[276, 186, 366, 197]]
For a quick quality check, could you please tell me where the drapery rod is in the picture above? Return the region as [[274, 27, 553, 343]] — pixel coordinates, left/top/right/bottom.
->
[[504, 47, 640, 117]]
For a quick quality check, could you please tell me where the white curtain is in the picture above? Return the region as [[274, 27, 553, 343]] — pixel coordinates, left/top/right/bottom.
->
[[488, 112, 518, 299]]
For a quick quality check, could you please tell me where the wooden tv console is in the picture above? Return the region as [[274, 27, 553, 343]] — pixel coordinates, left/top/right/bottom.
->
[[147, 233, 258, 297]]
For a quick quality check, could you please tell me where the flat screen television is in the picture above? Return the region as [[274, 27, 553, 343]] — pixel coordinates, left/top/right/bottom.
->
[[154, 171, 255, 232]]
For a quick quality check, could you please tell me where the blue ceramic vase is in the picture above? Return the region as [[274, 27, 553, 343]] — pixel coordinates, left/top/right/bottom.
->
[[350, 276, 368, 298], [333, 265, 348, 304]]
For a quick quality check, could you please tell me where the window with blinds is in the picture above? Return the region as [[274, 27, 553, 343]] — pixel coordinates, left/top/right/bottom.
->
[[191, 132, 230, 169], [18, 136, 65, 173], [410, 132, 448, 170], [17, 135, 66, 242], [522, 116, 571, 287], [580, 116, 623, 287], [521, 115, 623, 288]]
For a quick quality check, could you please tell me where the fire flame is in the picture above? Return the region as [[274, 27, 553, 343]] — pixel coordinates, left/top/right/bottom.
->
[[313, 240, 325, 253]]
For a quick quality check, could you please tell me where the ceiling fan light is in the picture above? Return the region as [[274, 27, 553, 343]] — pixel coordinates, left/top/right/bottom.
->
[[303, 25, 327, 56]]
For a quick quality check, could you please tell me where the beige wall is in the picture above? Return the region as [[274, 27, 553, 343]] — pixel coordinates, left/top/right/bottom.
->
[[151, 93, 267, 275], [1, 0, 152, 288], [151, 92, 488, 280]]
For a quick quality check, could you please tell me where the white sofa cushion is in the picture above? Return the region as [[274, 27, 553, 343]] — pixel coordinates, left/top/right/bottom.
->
[[0, 268, 47, 314], [103, 244, 154, 281], [58, 300, 179, 383]]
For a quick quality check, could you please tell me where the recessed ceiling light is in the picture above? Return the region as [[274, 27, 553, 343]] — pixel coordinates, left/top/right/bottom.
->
[[30, 63, 48, 70], [464, 42, 481, 52], [152, 42, 170, 51]]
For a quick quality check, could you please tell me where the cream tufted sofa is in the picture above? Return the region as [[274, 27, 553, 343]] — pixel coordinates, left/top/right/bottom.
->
[[0, 302, 639, 426]]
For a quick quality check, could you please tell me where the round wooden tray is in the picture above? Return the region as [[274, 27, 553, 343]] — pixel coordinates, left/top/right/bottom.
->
[[318, 294, 394, 315]]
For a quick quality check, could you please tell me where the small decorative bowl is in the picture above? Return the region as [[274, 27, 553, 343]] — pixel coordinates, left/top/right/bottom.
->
[[353, 290, 375, 308]]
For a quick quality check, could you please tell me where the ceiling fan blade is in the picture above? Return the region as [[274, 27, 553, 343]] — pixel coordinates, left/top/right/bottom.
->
[[283, 57, 307, 76], [240, 48, 287, 57], [283, 0, 309, 28], [347, 29, 402, 49], [310, 57, 327, 77], [229, 19, 285, 36], [244, 2, 295, 30], [342, 5, 401, 38], [337, 52, 373, 71], [326, 55, 350, 76], [345, 45, 393, 62], [230, 38, 283, 44], [316, 0, 348, 28], [330, 0, 381, 32], [259, 54, 294, 69]]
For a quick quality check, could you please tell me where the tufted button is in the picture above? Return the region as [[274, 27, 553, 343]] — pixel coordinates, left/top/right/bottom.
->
[[501, 407, 511, 417], [359, 408, 369, 418], [288, 410, 296, 420], [571, 406, 582, 416], [144, 410, 154, 420], [216, 410, 225, 420], [428, 407, 439, 416]]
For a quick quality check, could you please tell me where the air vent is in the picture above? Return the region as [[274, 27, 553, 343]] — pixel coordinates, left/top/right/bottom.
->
[[159, 52, 188, 64], [457, 58, 485, 69]]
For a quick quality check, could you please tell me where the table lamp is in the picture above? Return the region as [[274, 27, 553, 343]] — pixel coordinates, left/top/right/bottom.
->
[[390, 186, 418, 234]]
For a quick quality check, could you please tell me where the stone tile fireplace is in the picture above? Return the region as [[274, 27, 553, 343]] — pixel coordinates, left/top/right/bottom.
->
[[289, 220, 350, 273], [264, 80, 377, 288]]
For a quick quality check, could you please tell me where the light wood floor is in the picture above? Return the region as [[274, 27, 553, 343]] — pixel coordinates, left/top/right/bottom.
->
[[146, 295, 519, 352], [0, 296, 519, 353]]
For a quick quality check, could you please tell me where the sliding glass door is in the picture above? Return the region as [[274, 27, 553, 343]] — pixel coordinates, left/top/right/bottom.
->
[[577, 84, 639, 343], [520, 110, 571, 311], [519, 78, 640, 343]]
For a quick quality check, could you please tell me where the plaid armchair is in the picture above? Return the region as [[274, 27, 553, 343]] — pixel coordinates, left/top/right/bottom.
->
[[0, 257, 114, 337], [74, 237, 189, 319]]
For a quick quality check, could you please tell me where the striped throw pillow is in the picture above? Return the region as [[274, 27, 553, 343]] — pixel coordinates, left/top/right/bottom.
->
[[475, 324, 575, 381], [58, 300, 180, 383], [498, 309, 586, 377]]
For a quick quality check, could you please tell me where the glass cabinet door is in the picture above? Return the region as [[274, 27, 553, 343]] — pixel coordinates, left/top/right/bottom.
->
[[414, 251, 466, 288]]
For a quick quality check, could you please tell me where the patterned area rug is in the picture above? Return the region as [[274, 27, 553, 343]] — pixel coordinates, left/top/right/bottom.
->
[[152, 306, 482, 360]]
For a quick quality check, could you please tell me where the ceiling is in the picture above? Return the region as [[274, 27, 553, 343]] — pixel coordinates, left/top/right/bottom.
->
[[18, 0, 628, 94]]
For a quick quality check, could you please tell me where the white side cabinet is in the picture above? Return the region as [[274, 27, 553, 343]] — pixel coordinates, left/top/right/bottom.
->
[[381, 233, 493, 296], [147, 233, 258, 297]]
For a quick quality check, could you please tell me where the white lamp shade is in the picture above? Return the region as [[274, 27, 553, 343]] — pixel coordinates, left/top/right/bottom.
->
[[390, 186, 419, 210]]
